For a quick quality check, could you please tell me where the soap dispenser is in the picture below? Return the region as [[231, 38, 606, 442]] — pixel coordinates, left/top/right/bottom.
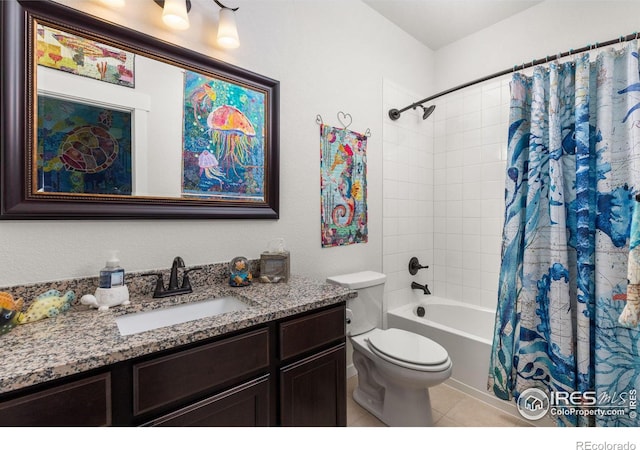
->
[[81, 251, 130, 311], [99, 251, 125, 288]]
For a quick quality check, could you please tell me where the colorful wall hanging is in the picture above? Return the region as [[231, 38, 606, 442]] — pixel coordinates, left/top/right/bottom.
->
[[36, 23, 135, 87], [319, 113, 369, 247], [182, 70, 267, 202], [37, 95, 133, 195]]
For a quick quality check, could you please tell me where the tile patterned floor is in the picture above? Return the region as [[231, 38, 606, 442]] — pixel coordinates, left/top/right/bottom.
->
[[347, 375, 531, 427]]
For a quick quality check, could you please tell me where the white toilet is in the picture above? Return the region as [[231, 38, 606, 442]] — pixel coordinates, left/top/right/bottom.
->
[[327, 271, 452, 427]]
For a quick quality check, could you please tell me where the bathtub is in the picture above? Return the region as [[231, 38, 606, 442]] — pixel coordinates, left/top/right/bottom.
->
[[386, 297, 494, 395]]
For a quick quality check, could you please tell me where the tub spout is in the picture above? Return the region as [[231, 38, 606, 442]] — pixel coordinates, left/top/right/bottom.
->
[[411, 281, 431, 295]]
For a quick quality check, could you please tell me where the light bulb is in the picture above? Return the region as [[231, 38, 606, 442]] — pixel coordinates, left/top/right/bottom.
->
[[217, 7, 239, 49], [99, 0, 125, 6], [162, 0, 190, 30]]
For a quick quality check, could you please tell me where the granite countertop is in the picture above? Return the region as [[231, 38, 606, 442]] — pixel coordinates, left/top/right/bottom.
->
[[0, 276, 355, 395]]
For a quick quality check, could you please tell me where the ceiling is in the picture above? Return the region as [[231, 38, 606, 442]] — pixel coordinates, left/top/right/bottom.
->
[[362, 0, 543, 50]]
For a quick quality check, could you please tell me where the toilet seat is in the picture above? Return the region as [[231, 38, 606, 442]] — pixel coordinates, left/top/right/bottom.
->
[[365, 328, 451, 372]]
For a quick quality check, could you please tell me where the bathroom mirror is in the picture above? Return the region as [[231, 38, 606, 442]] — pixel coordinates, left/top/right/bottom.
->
[[0, 0, 280, 219]]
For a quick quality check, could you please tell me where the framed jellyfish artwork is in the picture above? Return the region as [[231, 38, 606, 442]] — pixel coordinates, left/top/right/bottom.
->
[[36, 95, 133, 196], [1, 0, 280, 219], [182, 70, 268, 203]]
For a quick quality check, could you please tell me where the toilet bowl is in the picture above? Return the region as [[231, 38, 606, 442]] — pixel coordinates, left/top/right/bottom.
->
[[326, 271, 452, 427]]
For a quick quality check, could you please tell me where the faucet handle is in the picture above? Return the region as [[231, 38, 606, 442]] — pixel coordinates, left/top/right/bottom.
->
[[141, 273, 165, 297], [408, 257, 429, 275], [181, 267, 203, 290]]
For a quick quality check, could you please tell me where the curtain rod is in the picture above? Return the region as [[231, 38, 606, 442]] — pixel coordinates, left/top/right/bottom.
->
[[388, 30, 640, 121]]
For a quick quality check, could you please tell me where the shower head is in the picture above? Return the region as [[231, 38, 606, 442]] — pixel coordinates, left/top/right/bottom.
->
[[418, 104, 436, 120], [388, 101, 436, 121]]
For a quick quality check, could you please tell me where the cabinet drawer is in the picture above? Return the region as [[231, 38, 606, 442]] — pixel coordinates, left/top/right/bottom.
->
[[279, 304, 345, 360], [145, 375, 270, 427], [0, 373, 111, 426], [133, 327, 269, 416]]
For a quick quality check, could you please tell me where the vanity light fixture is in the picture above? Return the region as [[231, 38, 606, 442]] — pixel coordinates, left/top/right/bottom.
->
[[214, 0, 240, 49], [99, 0, 126, 7], [154, 0, 192, 31]]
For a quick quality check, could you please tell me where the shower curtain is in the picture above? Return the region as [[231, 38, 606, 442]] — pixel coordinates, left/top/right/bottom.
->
[[489, 43, 640, 427]]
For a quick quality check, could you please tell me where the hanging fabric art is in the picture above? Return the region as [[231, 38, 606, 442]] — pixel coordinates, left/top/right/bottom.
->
[[320, 124, 368, 247]]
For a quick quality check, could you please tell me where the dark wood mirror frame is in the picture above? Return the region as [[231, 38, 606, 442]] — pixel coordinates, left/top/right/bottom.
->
[[0, 0, 280, 219]]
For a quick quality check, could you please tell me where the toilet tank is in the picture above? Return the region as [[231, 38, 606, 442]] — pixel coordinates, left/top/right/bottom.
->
[[326, 271, 386, 336]]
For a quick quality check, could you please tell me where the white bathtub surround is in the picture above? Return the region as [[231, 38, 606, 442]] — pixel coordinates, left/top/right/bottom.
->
[[431, 79, 509, 311], [382, 79, 435, 320], [382, 77, 508, 318]]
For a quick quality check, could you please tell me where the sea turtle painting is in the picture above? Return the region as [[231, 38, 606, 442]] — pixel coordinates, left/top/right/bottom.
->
[[57, 110, 119, 174], [38, 96, 132, 195]]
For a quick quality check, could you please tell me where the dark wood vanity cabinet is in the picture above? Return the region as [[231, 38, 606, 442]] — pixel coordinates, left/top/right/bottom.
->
[[280, 345, 346, 426], [278, 305, 347, 426], [0, 372, 111, 426], [0, 302, 346, 427]]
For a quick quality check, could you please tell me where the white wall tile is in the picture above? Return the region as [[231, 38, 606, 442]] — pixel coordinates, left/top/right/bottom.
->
[[383, 79, 510, 314]]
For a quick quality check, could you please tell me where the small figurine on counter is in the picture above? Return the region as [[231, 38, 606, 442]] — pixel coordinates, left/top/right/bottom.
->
[[16, 289, 75, 324], [0, 292, 24, 335], [81, 286, 130, 312], [229, 256, 252, 287]]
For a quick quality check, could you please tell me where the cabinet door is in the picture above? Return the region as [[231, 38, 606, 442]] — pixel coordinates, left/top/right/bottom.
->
[[145, 376, 270, 427], [280, 344, 346, 427], [0, 373, 111, 426]]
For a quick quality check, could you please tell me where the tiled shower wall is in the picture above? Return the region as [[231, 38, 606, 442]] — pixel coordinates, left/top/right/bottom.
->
[[383, 76, 511, 314], [382, 79, 434, 313], [431, 77, 511, 311]]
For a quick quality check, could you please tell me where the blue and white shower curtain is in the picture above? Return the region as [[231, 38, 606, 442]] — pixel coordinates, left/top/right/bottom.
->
[[489, 43, 640, 427]]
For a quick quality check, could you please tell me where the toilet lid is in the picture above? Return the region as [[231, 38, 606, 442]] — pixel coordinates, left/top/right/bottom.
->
[[366, 328, 449, 366]]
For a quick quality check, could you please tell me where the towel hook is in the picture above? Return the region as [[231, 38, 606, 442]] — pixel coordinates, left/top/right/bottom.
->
[[316, 114, 323, 125]]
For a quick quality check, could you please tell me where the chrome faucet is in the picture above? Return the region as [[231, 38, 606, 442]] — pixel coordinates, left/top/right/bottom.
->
[[142, 257, 202, 298]]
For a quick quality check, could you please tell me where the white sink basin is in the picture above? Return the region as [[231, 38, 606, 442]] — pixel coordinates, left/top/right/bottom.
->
[[115, 296, 249, 336]]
